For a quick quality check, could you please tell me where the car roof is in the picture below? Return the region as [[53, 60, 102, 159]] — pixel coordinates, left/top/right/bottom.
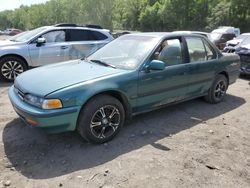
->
[[124, 32, 207, 39], [44, 25, 108, 32], [173, 31, 209, 34]]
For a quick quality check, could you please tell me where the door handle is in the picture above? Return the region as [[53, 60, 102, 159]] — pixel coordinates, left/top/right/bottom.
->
[[61, 46, 68, 49]]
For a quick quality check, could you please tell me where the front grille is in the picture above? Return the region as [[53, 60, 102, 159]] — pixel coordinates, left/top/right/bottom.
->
[[14, 86, 25, 101]]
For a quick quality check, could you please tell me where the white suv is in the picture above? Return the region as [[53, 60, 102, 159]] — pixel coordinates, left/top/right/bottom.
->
[[0, 23, 113, 81]]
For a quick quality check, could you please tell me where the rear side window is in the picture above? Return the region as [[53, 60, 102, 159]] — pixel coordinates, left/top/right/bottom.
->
[[186, 37, 206, 62], [92, 31, 108, 40], [203, 40, 216, 60], [186, 37, 216, 62], [67, 29, 96, 41], [222, 34, 235, 41]]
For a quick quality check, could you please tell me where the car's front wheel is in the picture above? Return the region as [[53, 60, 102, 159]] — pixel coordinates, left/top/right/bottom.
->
[[204, 74, 228, 104], [0, 56, 27, 82], [77, 95, 125, 144]]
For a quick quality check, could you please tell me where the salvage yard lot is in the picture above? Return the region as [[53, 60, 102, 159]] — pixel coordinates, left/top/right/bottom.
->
[[0, 78, 250, 188]]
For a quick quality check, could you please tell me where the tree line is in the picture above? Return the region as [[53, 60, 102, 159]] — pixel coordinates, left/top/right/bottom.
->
[[0, 0, 249, 32]]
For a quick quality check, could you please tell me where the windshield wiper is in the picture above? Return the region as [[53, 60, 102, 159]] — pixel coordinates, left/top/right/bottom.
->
[[90, 59, 116, 69]]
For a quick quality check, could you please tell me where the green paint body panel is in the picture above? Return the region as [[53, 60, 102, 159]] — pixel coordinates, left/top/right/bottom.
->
[[8, 33, 241, 133]]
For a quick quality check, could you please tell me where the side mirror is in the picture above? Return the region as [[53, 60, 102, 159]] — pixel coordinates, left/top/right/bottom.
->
[[36, 37, 46, 44], [146, 60, 165, 71]]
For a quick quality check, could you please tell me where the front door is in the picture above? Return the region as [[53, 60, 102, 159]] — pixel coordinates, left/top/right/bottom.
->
[[136, 38, 190, 112], [28, 30, 70, 66]]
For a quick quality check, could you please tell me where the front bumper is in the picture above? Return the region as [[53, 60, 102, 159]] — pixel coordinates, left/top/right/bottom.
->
[[8, 86, 81, 133]]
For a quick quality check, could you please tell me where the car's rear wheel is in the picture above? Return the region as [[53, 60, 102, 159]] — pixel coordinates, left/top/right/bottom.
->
[[77, 95, 125, 144], [0, 56, 27, 82], [204, 74, 228, 104]]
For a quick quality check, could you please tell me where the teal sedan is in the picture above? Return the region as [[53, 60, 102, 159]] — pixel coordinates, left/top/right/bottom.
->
[[8, 32, 240, 143]]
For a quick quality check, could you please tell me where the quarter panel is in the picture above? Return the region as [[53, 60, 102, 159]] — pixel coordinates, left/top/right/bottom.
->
[[0, 44, 32, 66]]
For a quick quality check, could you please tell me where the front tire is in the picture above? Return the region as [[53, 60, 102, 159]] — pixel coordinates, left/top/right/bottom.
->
[[204, 74, 228, 104], [77, 95, 125, 144], [0, 56, 27, 82]]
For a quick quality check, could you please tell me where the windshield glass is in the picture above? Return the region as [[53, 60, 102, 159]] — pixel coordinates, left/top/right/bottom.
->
[[241, 37, 250, 46], [87, 35, 160, 70], [9, 31, 28, 41], [211, 33, 222, 41], [10, 27, 47, 42]]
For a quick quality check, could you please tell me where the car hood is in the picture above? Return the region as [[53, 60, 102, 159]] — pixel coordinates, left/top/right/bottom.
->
[[0, 40, 25, 47], [240, 44, 250, 49], [227, 39, 242, 46], [15, 60, 127, 97]]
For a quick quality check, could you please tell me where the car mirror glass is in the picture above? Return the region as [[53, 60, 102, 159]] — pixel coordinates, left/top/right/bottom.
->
[[37, 37, 46, 44]]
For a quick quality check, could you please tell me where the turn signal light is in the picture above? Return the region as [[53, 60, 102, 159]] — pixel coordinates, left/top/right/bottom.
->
[[42, 99, 63, 109]]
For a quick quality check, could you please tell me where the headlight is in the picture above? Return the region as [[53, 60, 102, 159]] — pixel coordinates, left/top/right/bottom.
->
[[24, 94, 44, 107], [24, 94, 62, 109]]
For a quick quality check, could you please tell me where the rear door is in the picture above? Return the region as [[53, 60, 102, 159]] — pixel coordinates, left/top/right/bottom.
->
[[184, 36, 218, 97], [66, 29, 109, 60], [28, 30, 70, 66], [137, 37, 190, 111]]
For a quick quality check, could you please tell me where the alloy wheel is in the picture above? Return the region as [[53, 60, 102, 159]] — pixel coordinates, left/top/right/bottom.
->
[[90, 105, 121, 139], [214, 80, 226, 100], [1, 60, 24, 80]]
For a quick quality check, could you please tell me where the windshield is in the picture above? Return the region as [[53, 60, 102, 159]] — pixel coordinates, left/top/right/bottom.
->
[[241, 37, 250, 46], [10, 27, 47, 42], [210, 33, 222, 41], [87, 35, 160, 70], [9, 31, 27, 40]]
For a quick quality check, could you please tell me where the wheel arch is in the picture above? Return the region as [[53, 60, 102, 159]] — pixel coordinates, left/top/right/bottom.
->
[[218, 71, 229, 85], [78, 90, 132, 122], [0, 54, 29, 68]]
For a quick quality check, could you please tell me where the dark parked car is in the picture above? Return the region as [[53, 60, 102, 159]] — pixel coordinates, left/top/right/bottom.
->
[[223, 33, 250, 53], [3, 28, 22, 36], [211, 32, 236, 50], [9, 33, 240, 143], [235, 37, 250, 75]]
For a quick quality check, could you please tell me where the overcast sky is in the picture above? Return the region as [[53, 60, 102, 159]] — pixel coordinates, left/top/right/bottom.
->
[[0, 0, 50, 12]]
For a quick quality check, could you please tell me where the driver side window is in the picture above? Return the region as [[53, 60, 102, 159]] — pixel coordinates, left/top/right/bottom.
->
[[155, 38, 183, 66]]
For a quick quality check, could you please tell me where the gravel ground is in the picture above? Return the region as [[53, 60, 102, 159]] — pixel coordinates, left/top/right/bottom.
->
[[0, 77, 250, 188]]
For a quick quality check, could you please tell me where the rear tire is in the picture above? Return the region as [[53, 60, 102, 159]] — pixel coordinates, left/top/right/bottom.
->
[[0, 56, 27, 82], [77, 95, 125, 144], [204, 74, 228, 104]]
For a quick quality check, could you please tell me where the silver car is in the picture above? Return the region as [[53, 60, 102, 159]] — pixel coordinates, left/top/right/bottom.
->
[[0, 24, 113, 81]]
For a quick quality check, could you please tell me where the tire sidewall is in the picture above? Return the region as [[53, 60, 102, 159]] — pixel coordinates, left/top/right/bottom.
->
[[77, 95, 125, 144]]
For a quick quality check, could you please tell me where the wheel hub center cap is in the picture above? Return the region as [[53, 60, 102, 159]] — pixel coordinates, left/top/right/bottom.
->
[[102, 118, 108, 125]]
